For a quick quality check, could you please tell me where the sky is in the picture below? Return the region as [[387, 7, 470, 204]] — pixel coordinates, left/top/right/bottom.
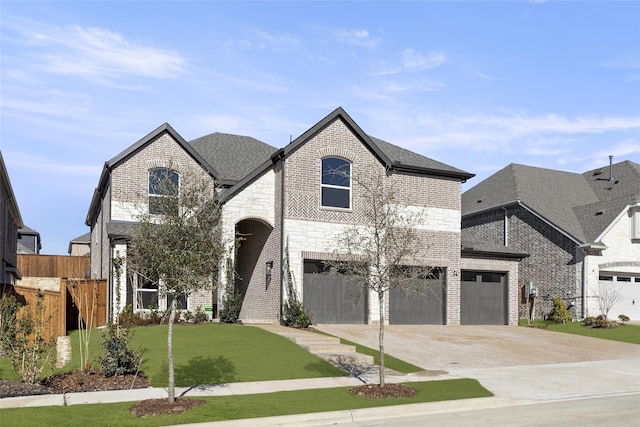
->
[[1, 1, 639, 255]]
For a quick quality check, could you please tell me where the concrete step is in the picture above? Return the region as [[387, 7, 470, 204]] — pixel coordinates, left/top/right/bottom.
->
[[292, 335, 341, 346], [302, 343, 357, 354]]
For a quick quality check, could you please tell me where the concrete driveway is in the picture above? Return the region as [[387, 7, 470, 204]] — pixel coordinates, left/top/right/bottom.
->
[[315, 324, 640, 400], [315, 324, 640, 371]]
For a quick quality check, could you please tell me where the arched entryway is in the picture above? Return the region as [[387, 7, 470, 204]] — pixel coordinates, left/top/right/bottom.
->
[[234, 218, 279, 322]]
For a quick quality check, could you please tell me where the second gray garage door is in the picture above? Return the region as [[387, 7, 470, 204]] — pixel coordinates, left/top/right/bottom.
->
[[389, 268, 445, 325], [461, 271, 507, 325]]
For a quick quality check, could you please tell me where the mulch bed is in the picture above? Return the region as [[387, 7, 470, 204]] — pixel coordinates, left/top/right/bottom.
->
[[0, 370, 151, 398], [349, 383, 417, 398], [130, 398, 204, 417]]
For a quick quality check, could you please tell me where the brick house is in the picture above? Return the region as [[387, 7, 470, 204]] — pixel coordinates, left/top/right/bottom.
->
[[87, 107, 525, 325], [1, 151, 24, 289], [462, 160, 640, 321]]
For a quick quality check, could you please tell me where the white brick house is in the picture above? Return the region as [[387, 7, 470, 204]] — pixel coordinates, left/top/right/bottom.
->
[[86, 108, 525, 325]]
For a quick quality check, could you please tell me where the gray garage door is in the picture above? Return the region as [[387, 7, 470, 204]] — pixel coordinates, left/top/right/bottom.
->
[[461, 271, 507, 325], [389, 268, 445, 325], [303, 260, 367, 324]]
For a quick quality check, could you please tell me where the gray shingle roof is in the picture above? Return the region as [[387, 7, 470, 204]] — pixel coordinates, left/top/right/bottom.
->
[[462, 160, 640, 244], [106, 221, 138, 239], [69, 232, 90, 243], [461, 232, 529, 259], [188, 133, 278, 185], [369, 136, 473, 178]]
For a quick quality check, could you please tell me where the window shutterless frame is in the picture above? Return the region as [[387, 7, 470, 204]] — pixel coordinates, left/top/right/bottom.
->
[[321, 157, 351, 209], [148, 168, 180, 215]]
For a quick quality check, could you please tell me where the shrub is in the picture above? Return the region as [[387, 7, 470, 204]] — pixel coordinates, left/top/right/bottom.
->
[[283, 297, 314, 328], [550, 297, 571, 324], [183, 306, 209, 324], [585, 314, 619, 329], [97, 323, 143, 377], [219, 292, 243, 323], [0, 293, 21, 352], [618, 314, 630, 324], [0, 291, 55, 384], [282, 237, 313, 328]]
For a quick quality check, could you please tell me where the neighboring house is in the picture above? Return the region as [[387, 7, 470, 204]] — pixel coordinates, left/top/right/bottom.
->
[[462, 160, 640, 321], [86, 107, 524, 325], [17, 225, 41, 254], [0, 151, 23, 289], [68, 232, 90, 256]]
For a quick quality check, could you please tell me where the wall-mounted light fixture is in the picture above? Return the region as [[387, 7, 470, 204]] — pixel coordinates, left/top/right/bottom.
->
[[265, 261, 274, 285]]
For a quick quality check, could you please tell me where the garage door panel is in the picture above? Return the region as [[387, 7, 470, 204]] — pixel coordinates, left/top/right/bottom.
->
[[461, 272, 507, 325], [389, 271, 445, 325]]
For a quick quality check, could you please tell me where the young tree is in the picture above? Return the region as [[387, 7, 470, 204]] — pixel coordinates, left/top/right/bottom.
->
[[328, 171, 433, 387], [596, 281, 622, 320], [128, 167, 224, 402]]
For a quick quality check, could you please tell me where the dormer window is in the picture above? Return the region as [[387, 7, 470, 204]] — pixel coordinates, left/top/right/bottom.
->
[[321, 157, 351, 209], [149, 168, 179, 215]]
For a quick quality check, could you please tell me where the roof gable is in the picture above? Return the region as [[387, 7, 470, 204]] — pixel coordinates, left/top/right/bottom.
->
[[283, 107, 474, 180], [221, 107, 473, 202], [86, 123, 218, 226]]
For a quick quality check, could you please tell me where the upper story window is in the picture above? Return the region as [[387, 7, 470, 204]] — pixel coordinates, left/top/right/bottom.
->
[[321, 157, 351, 209], [631, 207, 640, 241], [148, 168, 179, 215]]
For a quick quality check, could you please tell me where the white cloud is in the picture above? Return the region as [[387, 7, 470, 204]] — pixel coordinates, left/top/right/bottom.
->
[[401, 49, 446, 72], [226, 30, 299, 51], [4, 150, 101, 177], [10, 22, 186, 86], [372, 49, 446, 76], [360, 108, 640, 161], [334, 28, 380, 48]]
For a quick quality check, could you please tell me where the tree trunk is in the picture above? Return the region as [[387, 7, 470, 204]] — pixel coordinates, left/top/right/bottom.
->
[[167, 297, 177, 403], [378, 291, 385, 387]]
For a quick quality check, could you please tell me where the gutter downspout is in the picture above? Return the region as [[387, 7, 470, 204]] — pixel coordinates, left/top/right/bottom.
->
[[278, 151, 286, 324], [581, 248, 587, 319], [502, 206, 509, 246]]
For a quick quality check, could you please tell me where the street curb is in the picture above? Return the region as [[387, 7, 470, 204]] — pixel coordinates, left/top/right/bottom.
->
[[168, 397, 538, 427]]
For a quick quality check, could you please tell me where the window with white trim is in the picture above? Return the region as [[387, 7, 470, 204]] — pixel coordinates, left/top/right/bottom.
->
[[321, 157, 351, 209], [137, 275, 158, 310], [149, 168, 179, 215], [632, 208, 640, 240]]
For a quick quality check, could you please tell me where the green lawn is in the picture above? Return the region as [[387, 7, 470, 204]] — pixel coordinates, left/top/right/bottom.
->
[[519, 319, 640, 344], [0, 379, 492, 427], [0, 323, 346, 384]]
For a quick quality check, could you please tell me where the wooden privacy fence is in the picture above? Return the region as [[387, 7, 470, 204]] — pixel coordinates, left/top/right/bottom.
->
[[17, 254, 90, 279], [11, 285, 66, 344], [65, 278, 108, 331], [7, 279, 107, 343]]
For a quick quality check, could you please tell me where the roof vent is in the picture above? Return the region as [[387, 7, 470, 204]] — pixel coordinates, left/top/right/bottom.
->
[[593, 169, 603, 176], [595, 211, 603, 216], [477, 199, 482, 204]]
